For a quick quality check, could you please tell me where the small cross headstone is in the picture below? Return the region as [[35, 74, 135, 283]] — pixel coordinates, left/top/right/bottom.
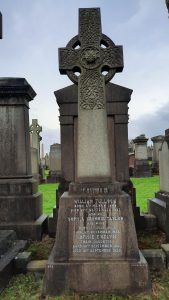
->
[[30, 119, 42, 162]]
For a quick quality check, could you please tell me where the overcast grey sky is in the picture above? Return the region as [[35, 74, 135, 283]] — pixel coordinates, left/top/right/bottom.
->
[[0, 1, 169, 152]]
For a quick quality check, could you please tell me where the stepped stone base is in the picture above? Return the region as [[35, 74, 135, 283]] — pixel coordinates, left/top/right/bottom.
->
[[0, 214, 48, 240], [0, 178, 48, 240], [43, 182, 151, 296], [43, 251, 150, 296]]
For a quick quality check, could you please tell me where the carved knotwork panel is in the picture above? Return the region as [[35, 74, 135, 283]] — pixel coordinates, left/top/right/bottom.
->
[[79, 70, 105, 110], [79, 8, 101, 46]]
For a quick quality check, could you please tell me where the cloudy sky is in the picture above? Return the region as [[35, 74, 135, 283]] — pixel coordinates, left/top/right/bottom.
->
[[0, 1, 169, 153]]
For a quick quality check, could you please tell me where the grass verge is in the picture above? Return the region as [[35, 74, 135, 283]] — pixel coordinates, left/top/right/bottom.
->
[[131, 176, 160, 213]]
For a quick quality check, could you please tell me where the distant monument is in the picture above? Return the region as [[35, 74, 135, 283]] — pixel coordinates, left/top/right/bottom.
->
[[133, 134, 152, 177], [43, 8, 150, 296], [47, 143, 61, 183], [149, 129, 169, 241], [151, 135, 164, 174]]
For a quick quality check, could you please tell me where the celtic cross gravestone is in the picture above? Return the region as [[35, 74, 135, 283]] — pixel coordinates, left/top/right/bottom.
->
[[59, 8, 123, 181], [43, 8, 150, 296]]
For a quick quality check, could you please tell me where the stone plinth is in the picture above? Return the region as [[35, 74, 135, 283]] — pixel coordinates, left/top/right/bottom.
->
[[133, 134, 152, 177], [0, 78, 47, 240], [43, 183, 150, 296], [149, 129, 169, 241], [151, 135, 164, 174]]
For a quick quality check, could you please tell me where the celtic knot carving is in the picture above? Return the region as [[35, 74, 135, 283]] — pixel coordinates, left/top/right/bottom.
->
[[80, 71, 105, 110], [80, 46, 101, 69], [79, 9, 101, 46]]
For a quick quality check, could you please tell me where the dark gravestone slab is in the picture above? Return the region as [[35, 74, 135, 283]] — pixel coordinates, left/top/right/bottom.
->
[[0, 12, 2, 39], [0, 230, 27, 293], [43, 8, 150, 296], [0, 78, 47, 240]]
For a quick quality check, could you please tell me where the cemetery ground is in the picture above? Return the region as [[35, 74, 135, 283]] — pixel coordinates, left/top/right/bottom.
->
[[1, 176, 169, 300]]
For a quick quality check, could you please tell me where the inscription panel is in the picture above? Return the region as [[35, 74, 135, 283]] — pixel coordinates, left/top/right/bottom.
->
[[68, 196, 125, 259]]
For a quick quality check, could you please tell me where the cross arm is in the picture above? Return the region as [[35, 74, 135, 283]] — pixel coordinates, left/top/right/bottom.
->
[[59, 48, 80, 74], [101, 46, 123, 73]]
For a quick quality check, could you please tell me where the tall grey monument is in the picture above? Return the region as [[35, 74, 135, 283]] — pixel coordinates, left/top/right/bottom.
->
[[43, 8, 150, 296]]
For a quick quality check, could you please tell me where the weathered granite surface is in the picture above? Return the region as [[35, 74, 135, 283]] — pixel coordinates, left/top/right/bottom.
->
[[0, 78, 47, 240]]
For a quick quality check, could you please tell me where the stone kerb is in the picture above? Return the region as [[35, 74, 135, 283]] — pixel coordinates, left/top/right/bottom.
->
[[0, 78, 47, 240]]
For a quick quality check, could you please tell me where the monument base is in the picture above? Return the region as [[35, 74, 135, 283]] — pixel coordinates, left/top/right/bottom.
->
[[149, 191, 169, 241], [43, 182, 151, 296], [43, 251, 150, 296], [0, 178, 48, 240], [134, 160, 152, 177], [0, 214, 47, 240]]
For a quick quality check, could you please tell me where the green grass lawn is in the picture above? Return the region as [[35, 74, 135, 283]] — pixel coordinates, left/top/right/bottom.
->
[[131, 176, 160, 213], [39, 176, 160, 216], [39, 183, 58, 215]]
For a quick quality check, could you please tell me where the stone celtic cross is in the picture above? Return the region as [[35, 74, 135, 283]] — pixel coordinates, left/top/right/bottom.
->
[[30, 119, 42, 136], [59, 8, 124, 181]]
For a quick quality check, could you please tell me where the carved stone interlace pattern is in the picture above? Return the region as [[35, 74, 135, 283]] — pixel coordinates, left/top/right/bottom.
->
[[79, 9, 101, 46], [59, 49, 79, 70], [102, 47, 123, 69], [80, 46, 101, 69], [80, 71, 105, 110]]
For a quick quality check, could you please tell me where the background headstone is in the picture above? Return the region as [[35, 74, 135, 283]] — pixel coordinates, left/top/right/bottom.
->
[[151, 135, 164, 174], [45, 153, 50, 169], [133, 134, 152, 177], [47, 143, 61, 183], [0, 78, 47, 240], [30, 119, 45, 182], [149, 129, 169, 241]]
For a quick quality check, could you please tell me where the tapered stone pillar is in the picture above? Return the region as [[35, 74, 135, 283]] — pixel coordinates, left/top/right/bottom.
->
[[0, 78, 47, 240]]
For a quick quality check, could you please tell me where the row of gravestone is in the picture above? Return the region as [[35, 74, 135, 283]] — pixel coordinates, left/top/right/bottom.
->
[[35, 132, 164, 185], [129, 134, 164, 177], [1, 6, 169, 297]]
